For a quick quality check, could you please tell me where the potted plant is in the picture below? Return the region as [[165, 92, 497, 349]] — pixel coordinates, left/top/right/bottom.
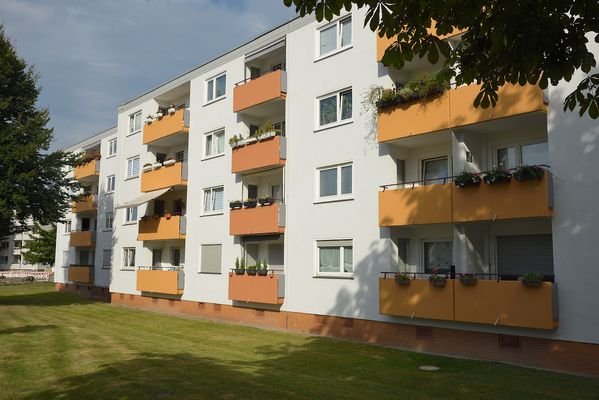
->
[[394, 272, 411, 285], [483, 167, 512, 184], [234, 258, 245, 275], [258, 195, 274, 206], [257, 260, 268, 276], [155, 108, 164, 119], [164, 211, 172, 220], [520, 272, 544, 287], [454, 170, 482, 188], [513, 165, 545, 181], [428, 269, 448, 287], [229, 200, 243, 209], [142, 163, 153, 172], [459, 273, 478, 286], [167, 104, 176, 115], [243, 198, 257, 208], [145, 115, 155, 124], [163, 158, 176, 167], [247, 264, 257, 276], [229, 135, 242, 148]]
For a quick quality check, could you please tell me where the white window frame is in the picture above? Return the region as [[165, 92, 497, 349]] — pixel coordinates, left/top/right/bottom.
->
[[124, 206, 138, 224], [315, 162, 353, 203], [315, 15, 353, 60], [314, 239, 354, 278], [108, 138, 117, 157], [126, 156, 140, 179], [106, 175, 116, 193], [122, 247, 136, 270], [104, 212, 114, 231], [64, 221, 71, 234], [315, 87, 353, 130], [491, 139, 549, 169], [202, 186, 224, 216], [203, 129, 225, 160], [205, 72, 227, 104], [128, 111, 142, 135], [420, 155, 450, 186], [102, 249, 111, 268], [421, 239, 453, 274]]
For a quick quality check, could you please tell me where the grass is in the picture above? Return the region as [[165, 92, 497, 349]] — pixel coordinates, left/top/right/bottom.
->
[[0, 285, 597, 400]]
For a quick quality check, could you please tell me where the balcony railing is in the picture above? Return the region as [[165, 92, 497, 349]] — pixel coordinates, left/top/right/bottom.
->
[[69, 231, 95, 247], [74, 159, 100, 181], [141, 161, 187, 192], [143, 108, 189, 145], [138, 215, 186, 241], [233, 69, 287, 113], [136, 267, 184, 296], [230, 203, 285, 236], [231, 134, 286, 174], [68, 265, 94, 284], [72, 194, 97, 213], [228, 270, 284, 305]]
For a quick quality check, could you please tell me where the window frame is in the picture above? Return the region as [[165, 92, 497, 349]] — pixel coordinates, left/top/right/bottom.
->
[[126, 156, 140, 179], [104, 212, 114, 231], [122, 247, 136, 270], [128, 111, 142, 135], [203, 129, 226, 160], [102, 249, 112, 268], [314, 239, 354, 278], [492, 139, 549, 170], [124, 206, 138, 224], [315, 87, 353, 130], [421, 155, 450, 185], [205, 72, 227, 104], [202, 186, 225, 216], [108, 138, 117, 157], [421, 239, 453, 274], [106, 174, 116, 193], [315, 162, 353, 203], [315, 15, 353, 60]]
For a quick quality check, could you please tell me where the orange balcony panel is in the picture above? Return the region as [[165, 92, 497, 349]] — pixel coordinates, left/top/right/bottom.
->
[[454, 280, 558, 330], [452, 174, 553, 223], [377, 92, 450, 142], [143, 108, 189, 145], [68, 265, 94, 284], [379, 184, 452, 227], [228, 273, 284, 305], [379, 278, 454, 321], [137, 269, 183, 296], [231, 135, 286, 174], [233, 70, 286, 113], [69, 231, 95, 247], [72, 194, 97, 213], [138, 215, 186, 241], [449, 84, 547, 127], [74, 159, 99, 181], [141, 162, 187, 192], [230, 204, 285, 236]]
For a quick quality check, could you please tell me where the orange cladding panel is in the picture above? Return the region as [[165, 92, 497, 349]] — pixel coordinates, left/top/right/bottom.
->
[[378, 184, 452, 227], [231, 136, 285, 174], [141, 162, 186, 192], [228, 273, 284, 305], [143, 108, 189, 145], [230, 204, 284, 236], [138, 216, 185, 241], [68, 265, 94, 284], [454, 280, 557, 330], [233, 70, 286, 113], [69, 231, 95, 247], [72, 194, 96, 213], [74, 160, 98, 180], [137, 270, 183, 296], [379, 278, 455, 321], [377, 24, 464, 62]]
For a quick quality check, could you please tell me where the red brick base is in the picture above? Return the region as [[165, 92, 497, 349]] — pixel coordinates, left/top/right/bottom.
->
[[55, 283, 110, 302], [108, 292, 599, 377]]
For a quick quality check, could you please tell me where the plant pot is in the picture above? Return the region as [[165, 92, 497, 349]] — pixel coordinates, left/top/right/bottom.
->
[[247, 269, 257, 276], [155, 112, 163, 119], [395, 278, 410, 286], [514, 166, 545, 181], [168, 107, 176, 115], [243, 200, 257, 208], [430, 279, 447, 287], [460, 277, 478, 286], [234, 268, 245, 276], [163, 159, 176, 167], [152, 162, 162, 169], [229, 201, 243, 209], [483, 175, 512, 184], [164, 214, 172, 220], [521, 279, 542, 287], [257, 269, 268, 277], [258, 197, 274, 206]]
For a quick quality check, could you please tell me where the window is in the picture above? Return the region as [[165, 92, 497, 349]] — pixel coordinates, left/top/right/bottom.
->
[[125, 206, 138, 223], [126, 156, 140, 179], [107, 175, 116, 193], [62, 251, 70, 267], [423, 240, 452, 274], [206, 73, 226, 102], [1, 241, 8, 249], [318, 89, 352, 127], [204, 129, 225, 158], [317, 163, 352, 201], [104, 212, 114, 230], [64, 221, 71, 233], [171, 248, 182, 267], [496, 141, 548, 169], [14, 240, 22, 248], [13, 254, 21, 264], [497, 234, 554, 277], [102, 250, 111, 267], [422, 156, 449, 185], [317, 240, 353, 276], [201, 244, 222, 274], [175, 151, 185, 162], [123, 248, 136, 269], [108, 138, 117, 157], [318, 16, 352, 57], [203, 186, 224, 214], [1, 255, 9, 264], [152, 249, 162, 267], [128, 111, 142, 134]]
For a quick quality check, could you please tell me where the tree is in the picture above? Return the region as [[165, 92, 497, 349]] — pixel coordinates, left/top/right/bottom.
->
[[0, 25, 76, 237], [283, 0, 599, 118], [22, 224, 56, 266]]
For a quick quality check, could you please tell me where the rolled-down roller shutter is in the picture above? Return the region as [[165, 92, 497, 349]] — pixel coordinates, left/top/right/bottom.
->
[[497, 234, 554, 276]]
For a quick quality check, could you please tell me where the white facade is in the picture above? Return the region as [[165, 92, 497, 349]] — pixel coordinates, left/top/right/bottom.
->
[[1, 221, 51, 271], [55, 9, 599, 348]]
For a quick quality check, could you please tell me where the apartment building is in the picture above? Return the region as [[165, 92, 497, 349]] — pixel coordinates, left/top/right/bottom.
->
[[1, 221, 52, 271], [54, 8, 599, 376]]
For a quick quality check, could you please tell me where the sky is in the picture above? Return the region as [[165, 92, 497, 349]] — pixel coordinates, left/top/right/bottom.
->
[[0, 0, 297, 150]]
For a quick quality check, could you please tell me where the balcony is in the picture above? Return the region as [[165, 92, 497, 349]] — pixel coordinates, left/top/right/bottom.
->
[[379, 275, 558, 330], [141, 161, 187, 192], [377, 84, 547, 143], [143, 108, 189, 145], [72, 194, 97, 213], [136, 268, 184, 296], [230, 203, 285, 236], [378, 183, 452, 227], [233, 70, 287, 113], [228, 271, 284, 305], [69, 231, 95, 247], [68, 265, 94, 284], [74, 159, 100, 181], [138, 215, 186, 241], [231, 135, 286, 174]]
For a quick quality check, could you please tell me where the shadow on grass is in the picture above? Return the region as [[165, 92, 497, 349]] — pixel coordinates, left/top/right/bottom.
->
[[0, 291, 95, 307], [0, 325, 58, 335]]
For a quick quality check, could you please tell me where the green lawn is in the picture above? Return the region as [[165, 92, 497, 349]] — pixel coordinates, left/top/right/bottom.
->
[[0, 285, 597, 400]]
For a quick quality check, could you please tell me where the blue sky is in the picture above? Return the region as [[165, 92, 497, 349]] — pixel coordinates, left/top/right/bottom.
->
[[0, 0, 297, 150]]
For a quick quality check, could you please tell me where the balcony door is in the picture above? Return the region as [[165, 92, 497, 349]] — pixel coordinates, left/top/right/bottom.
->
[[154, 200, 165, 216], [81, 218, 91, 231], [268, 243, 284, 270], [422, 156, 449, 185]]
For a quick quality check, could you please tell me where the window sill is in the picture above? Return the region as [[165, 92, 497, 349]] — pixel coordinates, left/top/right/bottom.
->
[[200, 211, 224, 217], [120, 268, 135, 272], [122, 221, 138, 226], [106, 191, 115, 195], [314, 196, 354, 205], [101, 267, 111, 270], [314, 119, 353, 133], [314, 45, 353, 63], [102, 229, 113, 232], [201, 153, 225, 162], [126, 130, 141, 137], [197, 272, 222, 275], [106, 154, 116, 159], [124, 176, 139, 181], [313, 274, 354, 280], [203, 96, 226, 107]]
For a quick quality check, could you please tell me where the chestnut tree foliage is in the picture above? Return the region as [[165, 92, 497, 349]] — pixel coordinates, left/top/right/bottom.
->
[[283, 0, 599, 118]]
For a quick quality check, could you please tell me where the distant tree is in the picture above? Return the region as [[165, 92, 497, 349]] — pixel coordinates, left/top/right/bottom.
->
[[0, 25, 76, 237], [283, 0, 599, 118], [23, 224, 56, 266]]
